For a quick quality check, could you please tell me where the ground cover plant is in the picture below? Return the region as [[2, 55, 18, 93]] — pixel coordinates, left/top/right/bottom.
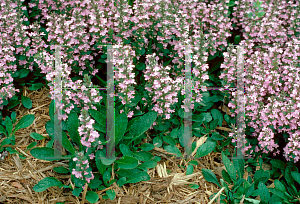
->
[[0, 0, 300, 203]]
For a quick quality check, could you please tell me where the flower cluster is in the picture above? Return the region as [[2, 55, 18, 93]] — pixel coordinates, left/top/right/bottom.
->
[[72, 151, 94, 184], [220, 0, 300, 162], [284, 132, 300, 163]]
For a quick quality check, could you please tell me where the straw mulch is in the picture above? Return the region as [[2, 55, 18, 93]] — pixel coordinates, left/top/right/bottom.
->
[[0, 86, 238, 204]]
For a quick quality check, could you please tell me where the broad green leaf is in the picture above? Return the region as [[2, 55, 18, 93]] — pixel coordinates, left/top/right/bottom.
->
[[119, 144, 133, 156], [129, 111, 157, 138], [115, 112, 128, 145], [25, 142, 37, 152], [4, 116, 13, 137], [254, 169, 270, 185], [67, 110, 83, 151], [72, 188, 83, 197], [186, 165, 194, 175], [189, 184, 199, 189], [106, 189, 116, 201], [62, 131, 76, 155], [18, 68, 30, 78], [291, 171, 300, 185], [21, 95, 32, 109], [211, 109, 223, 127], [53, 166, 69, 174], [28, 83, 44, 91], [200, 112, 212, 123], [125, 171, 150, 184], [30, 132, 46, 140], [89, 109, 106, 133], [178, 124, 191, 148], [195, 141, 216, 158], [211, 132, 224, 140], [103, 171, 111, 183], [136, 62, 146, 70], [86, 191, 99, 203], [170, 127, 178, 138], [164, 145, 182, 157], [222, 169, 232, 184], [13, 114, 35, 134], [139, 143, 154, 151], [0, 124, 7, 137], [49, 100, 55, 121], [202, 168, 221, 188], [132, 151, 153, 161], [274, 179, 286, 192], [270, 159, 287, 169], [209, 119, 219, 130], [232, 155, 245, 179], [137, 160, 157, 170], [117, 177, 126, 187], [222, 152, 237, 181], [32, 177, 63, 192], [115, 156, 139, 169], [245, 183, 254, 197], [257, 182, 270, 203], [11, 111, 16, 124], [188, 160, 198, 166], [45, 120, 54, 139], [234, 35, 241, 44], [244, 198, 260, 204], [97, 149, 116, 166], [30, 147, 64, 161], [257, 11, 265, 18]]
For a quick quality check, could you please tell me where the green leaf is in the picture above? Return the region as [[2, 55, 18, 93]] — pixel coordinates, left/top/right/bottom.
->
[[257, 181, 270, 203], [72, 188, 83, 197], [62, 131, 76, 155], [132, 151, 153, 161], [270, 159, 287, 170], [86, 191, 99, 203], [200, 112, 212, 123], [228, 0, 236, 7], [291, 171, 300, 185], [137, 160, 157, 170], [211, 132, 224, 141], [119, 144, 133, 156], [178, 124, 191, 148], [139, 143, 154, 151], [222, 169, 232, 184], [97, 149, 116, 166], [164, 145, 182, 157], [0, 125, 7, 137], [13, 114, 35, 135], [244, 198, 260, 204], [189, 184, 199, 189], [67, 110, 82, 150], [25, 142, 37, 152], [153, 136, 162, 147], [103, 171, 111, 183], [28, 83, 44, 91], [115, 112, 128, 145], [18, 68, 30, 78], [254, 169, 270, 185], [195, 141, 216, 158], [274, 179, 286, 192], [202, 169, 221, 188], [186, 165, 194, 175], [245, 183, 254, 197], [117, 177, 126, 187], [188, 160, 198, 166], [136, 62, 146, 70], [4, 116, 13, 137], [49, 100, 55, 121], [234, 35, 241, 45], [115, 156, 139, 169], [128, 111, 157, 138], [10, 111, 16, 124], [257, 11, 265, 18], [30, 147, 64, 161], [89, 109, 106, 133], [222, 151, 236, 182], [21, 95, 32, 109], [30, 132, 46, 140], [106, 189, 116, 201], [211, 109, 223, 127], [53, 166, 69, 174], [170, 127, 178, 138], [126, 171, 150, 184], [232, 155, 245, 179], [32, 177, 63, 192], [209, 119, 219, 130]]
